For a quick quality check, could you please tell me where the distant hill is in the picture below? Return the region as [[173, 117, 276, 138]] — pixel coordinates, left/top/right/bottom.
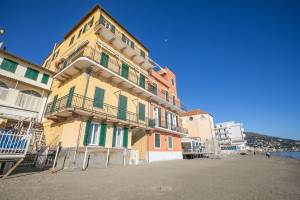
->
[[245, 132, 300, 151]]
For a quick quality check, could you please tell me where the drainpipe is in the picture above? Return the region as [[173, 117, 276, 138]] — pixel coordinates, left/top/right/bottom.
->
[[82, 69, 92, 109]]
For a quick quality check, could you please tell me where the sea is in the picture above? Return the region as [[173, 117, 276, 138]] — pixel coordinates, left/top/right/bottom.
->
[[271, 152, 300, 160]]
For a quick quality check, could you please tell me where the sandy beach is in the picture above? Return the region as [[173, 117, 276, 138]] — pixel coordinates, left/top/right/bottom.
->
[[0, 155, 299, 200]]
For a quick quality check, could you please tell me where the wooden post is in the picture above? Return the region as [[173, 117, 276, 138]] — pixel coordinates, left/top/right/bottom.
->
[[82, 146, 88, 170], [105, 148, 110, 168], [1, 158, 24, 179]]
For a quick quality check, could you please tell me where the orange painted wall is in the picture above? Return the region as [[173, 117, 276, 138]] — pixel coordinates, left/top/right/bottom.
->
[[148, 130, 182, 152]]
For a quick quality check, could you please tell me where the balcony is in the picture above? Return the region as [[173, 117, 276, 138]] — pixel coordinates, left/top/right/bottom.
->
[[55, 44, 153, 99], [94, 17, 153, 71], [45, 93, 153, 129], [153, 119, 188, 135]]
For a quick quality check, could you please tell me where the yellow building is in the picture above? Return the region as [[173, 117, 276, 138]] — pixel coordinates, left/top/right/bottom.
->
[[41, 5, 186, 168]]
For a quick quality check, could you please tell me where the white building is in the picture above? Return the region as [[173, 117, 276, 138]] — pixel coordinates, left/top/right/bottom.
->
[[214, 121, 246, 153], [0, 49, 54, 124]]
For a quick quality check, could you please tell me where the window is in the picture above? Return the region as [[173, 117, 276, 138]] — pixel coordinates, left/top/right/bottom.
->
[[165, 90, 169, 102], [0, 58, 18, 73], [154, 133, 160, 148], [154, 107, 161, 127], [166, 111, 172, 129], [138, 103, 145, 121], [93, 87, 105, 108], [0, 81, 8, 88], [51, 50, 60, 61], [167, 136, 173, 149], [83, 121, 107, 146], [99, 15, 115, 33], [24, 67, 39, 80], [139, 74, 145, 88], [82, 23, 88, 33], [100, 52, 109, 68], [171, 78, 175, 86], [113, 127, 128, 148], [69, 35, 75, 46], [50, 95, 58, 112], [121, 63, 129, 79], [41, 74, 49, 84], [172, 96, 176, 105], [77, 29, 82, 38], [121, 34, 134, 49], [140, 50, 145, 58], [82, 17, 94, 33]]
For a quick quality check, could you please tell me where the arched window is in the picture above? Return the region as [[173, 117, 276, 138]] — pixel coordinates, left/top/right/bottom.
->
[[0, 81, 8, 88], [20, 90, 41, 97]]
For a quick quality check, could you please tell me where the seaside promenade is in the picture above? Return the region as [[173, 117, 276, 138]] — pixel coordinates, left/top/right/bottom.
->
[[0, 155, 299, 200]]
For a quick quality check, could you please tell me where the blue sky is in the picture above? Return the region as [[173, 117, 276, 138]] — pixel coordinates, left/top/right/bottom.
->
[[1, 0, 300, 139]]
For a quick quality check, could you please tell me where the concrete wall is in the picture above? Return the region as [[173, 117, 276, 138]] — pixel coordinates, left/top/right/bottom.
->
[[181, 113, 215, 141]]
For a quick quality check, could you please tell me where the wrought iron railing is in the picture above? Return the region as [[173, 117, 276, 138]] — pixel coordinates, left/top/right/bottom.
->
[[55, 44, 187, 112], [154, 119, 188, 134], [45, 93, 154, 128]]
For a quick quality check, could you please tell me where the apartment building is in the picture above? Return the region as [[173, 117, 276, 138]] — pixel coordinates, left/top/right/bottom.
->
[[132, 67, 187, 162], [0, 49, 53, 125], [42, 5, 186, 168], [215, 121, 246, 153]]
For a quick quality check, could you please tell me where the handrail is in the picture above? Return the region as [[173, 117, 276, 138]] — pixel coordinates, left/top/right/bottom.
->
[[45, 93, 155, 128]]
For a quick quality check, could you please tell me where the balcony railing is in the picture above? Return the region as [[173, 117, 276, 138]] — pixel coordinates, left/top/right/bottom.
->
[[56, 45, 149, 91], [153, 119, 188, 135], [55, 44, 187, 112], [45, 93, 153, 128]]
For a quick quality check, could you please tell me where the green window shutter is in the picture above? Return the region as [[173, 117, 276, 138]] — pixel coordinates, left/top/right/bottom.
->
[[50, 95, 58, 112], [118, 95, 127, 120], [139, 74, 145, 88], [175, 116, 178, 128], [0, 58, 18, 73], [155, 133, 160, 148], [41, 74, 49, 84], [168, 137, 173, 149], [66, 86, 75, 107], [138, 103, 145, 121], [165, 111, 168, 128], [123, 127, 128, 148], [112, 126, 117, 147], [93, 87, 105, 108], [83, 120, 91, 145], [158, 108, 161, 127], [100, 52, 109, 68], [170, 113, 173, 128], [121, 63, 129, 79], [99, 124, 107, 147], [24, 68, 39, 80], [165, 91, 169, 102]]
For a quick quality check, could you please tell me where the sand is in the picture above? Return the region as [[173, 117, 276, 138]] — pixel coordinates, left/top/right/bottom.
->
[[0, 154, 299, 200]]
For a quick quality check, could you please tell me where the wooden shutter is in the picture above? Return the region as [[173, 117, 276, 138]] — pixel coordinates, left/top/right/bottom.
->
[[25, 68, 39, 80], [123, 127, 128, 148], [138, 103, 145, 121], [93, 87, 105, 108], [112, 126, 117, 147], [121, 63, 129, 79], [41, 74, 49, 84], [100, 52, 109, 68], [50, 95, 58, 112], [158, 108, 161, 127], [83, 120, 91, 145], [66, 86, 75, 107], [155, 133, 160, 148], [118, 95, 127, 120], [99, 124, 107, 147], [0, 58, 18, 73], [139, 74, 145, 88]]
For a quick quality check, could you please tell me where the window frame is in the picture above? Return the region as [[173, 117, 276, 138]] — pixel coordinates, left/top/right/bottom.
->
[[24, 67, 39, 81], [154, 132, 161, 149], [167, 136, 173, 150]]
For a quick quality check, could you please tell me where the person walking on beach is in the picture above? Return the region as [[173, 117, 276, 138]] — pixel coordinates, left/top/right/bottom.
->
[[266, 151, 271, 159]]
